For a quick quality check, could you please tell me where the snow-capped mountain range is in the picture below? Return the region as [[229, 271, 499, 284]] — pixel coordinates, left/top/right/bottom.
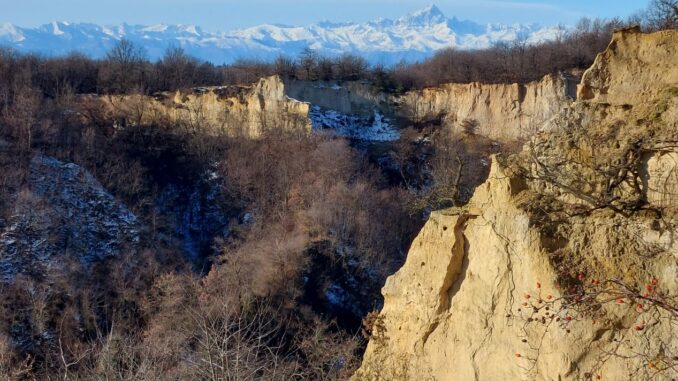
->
[[0, 5, 563, 65]]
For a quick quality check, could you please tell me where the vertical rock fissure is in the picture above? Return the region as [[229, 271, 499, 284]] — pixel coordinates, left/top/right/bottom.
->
[[422, 215, 472, 346]]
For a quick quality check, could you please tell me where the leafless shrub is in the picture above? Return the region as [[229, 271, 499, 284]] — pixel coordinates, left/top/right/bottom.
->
[[2, 85, 41, 152], [514, 276, 677, 379], [460, 118, 479, 136], [396, 126, 494, 211]]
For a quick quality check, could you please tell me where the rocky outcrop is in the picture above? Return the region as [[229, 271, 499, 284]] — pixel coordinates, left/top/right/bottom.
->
[[98, 76, 312, 138], [356, 29, 678, 381], [396, 73, 577, 141], [577, 27, 678, 105], [0, 156, 141, 281], [356, 159, 677, 380]]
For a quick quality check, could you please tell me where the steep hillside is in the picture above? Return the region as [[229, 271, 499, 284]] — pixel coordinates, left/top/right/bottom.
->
[[0, 156, 141, 281], [355, 28, 678, 381]]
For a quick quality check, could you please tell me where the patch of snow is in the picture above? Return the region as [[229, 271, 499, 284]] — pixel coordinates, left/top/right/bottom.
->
[[142, 24, 169, 33], [285, 96, 309, 104], [331, 84, 343, 90], [309, 106, 400, 142], [324, 283, 348, 307], [51, 21, 65, 36], [241, 212, 254, 225], [206, 168, 220, 181], [0, 155, 141, 282], [179, 24, 201, 35], [0, 23, 26, 42]]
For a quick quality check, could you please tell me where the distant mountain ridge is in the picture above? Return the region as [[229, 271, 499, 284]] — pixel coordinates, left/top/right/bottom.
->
[[0, 4, 563, 64]]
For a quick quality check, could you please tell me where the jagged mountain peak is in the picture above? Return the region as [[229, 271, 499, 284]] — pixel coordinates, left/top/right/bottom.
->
[[400, 4, 447, 25]]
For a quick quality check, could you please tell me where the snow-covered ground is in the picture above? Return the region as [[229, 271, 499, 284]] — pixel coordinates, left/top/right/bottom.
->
[[309, 106, 400, 142], [0, 155, 141, 282]]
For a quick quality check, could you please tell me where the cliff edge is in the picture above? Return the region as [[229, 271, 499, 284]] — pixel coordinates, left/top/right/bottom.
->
[[355, 28, 678, 381], [91, 75, 312, 138]]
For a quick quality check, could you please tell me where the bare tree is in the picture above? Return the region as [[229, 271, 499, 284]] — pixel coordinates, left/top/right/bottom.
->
[[646, 0, 678, 30], [99, 39, 148, 93], [2, 86, 41, 152], [298, 47, 319, 81], [186, 300, 298, 380], [157, 45, 198, 90], [460, 118, 479, 136], [273, 55, 296, 78], [335, 54, 368, 81]]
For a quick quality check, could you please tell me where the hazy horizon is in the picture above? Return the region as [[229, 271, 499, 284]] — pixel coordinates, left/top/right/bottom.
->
[[2, 0, 649, 31]]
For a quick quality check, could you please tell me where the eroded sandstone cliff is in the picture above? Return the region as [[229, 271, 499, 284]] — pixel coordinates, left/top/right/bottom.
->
[[95, 75, 312, 138], [356, 28, 678, 381], [88, 69, 579, 143], [396, 73, 578, 141]]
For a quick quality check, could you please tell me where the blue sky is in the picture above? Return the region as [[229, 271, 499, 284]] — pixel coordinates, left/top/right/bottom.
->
[[1, 0, 649, 30]]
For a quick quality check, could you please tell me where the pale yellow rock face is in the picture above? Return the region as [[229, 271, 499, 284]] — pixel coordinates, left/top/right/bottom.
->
[[356, 29, 678, 381], [355, 162, 550, 381], [577, 27, 678, 105], [396, 73, 575, 141], [97, 75, 312, 138], [356, 159, 677, 381]]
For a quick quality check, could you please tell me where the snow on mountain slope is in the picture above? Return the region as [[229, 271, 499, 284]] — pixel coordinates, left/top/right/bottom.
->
[[0, 4, 562, 64]]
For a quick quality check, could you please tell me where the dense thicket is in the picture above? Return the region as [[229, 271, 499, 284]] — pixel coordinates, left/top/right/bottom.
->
[[0, 49, 419, 378]]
